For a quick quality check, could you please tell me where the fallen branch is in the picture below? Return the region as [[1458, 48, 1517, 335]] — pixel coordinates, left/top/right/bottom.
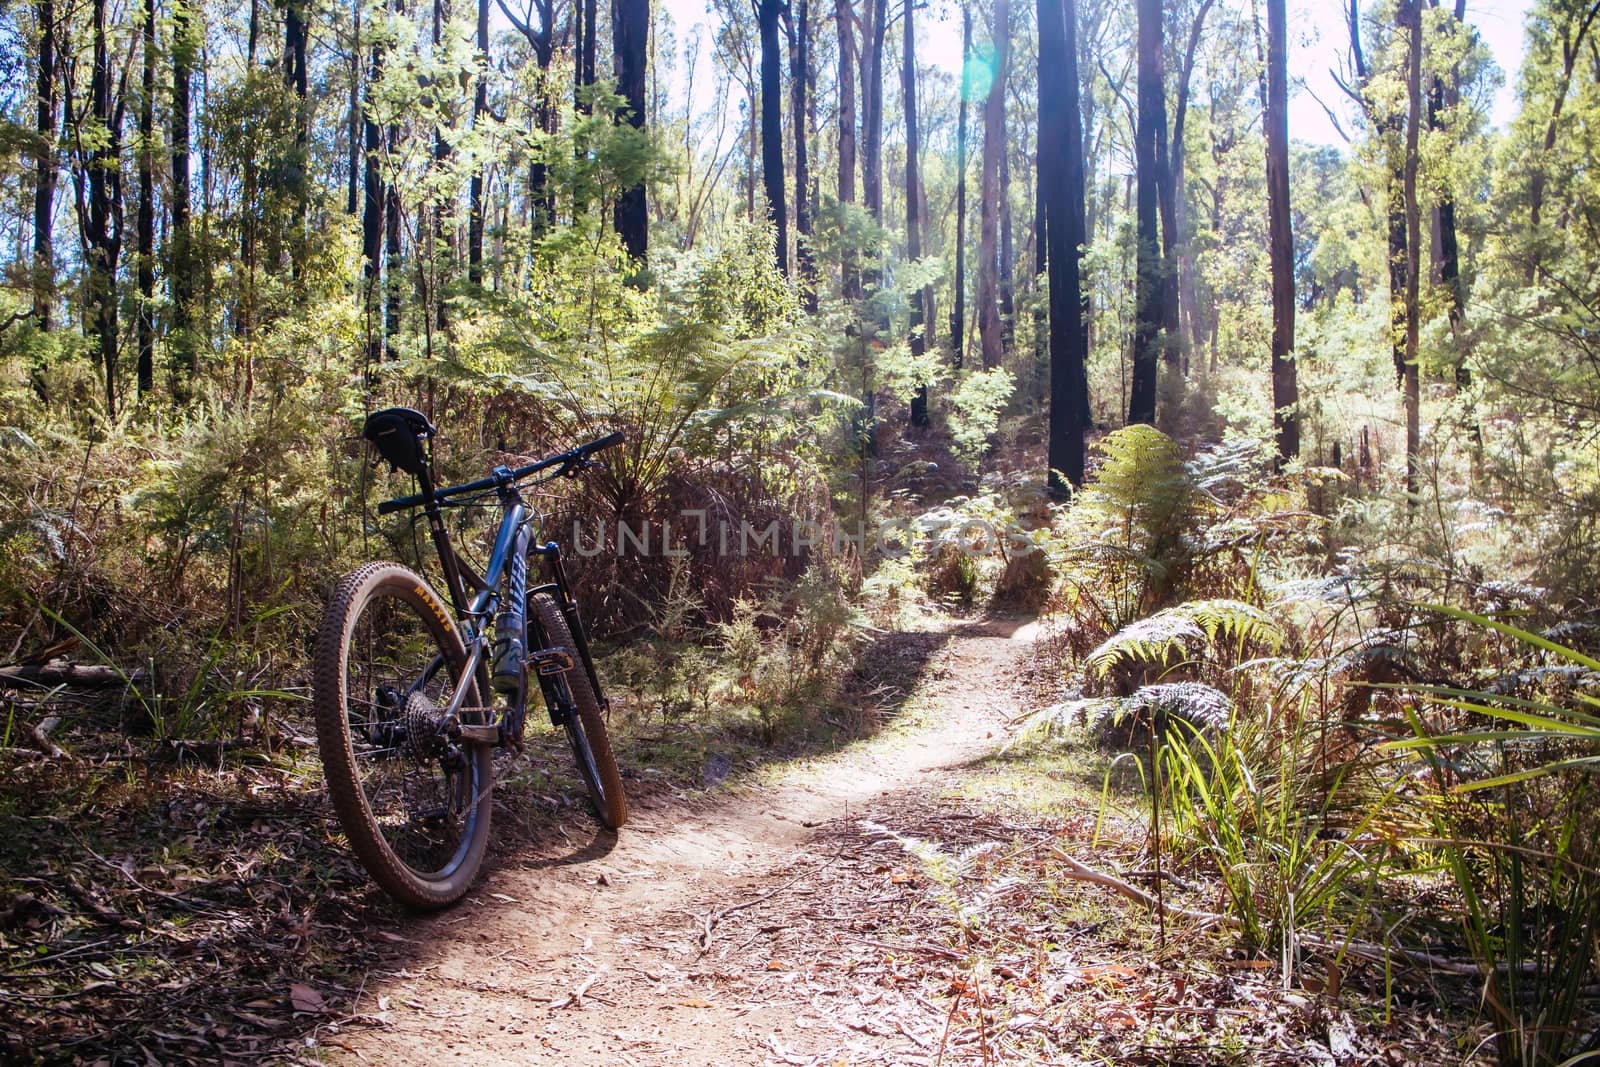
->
[[696, 855, 832, 955], [0, 663, 145, 689], [1048, 846, 1236, 929], [550, 968, 605, 1009], [31, 715, 66, 759]]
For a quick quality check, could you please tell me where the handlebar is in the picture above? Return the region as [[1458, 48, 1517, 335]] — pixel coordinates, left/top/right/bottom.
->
[[376, 430, 624, 515]]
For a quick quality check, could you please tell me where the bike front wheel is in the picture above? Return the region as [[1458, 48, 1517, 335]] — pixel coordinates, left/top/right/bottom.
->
[[313, 562, 493, 908], [529, 593, 628, 829]]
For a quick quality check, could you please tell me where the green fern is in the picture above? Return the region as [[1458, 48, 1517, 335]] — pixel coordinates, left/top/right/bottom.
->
[[1085, 598, 1285, 678]]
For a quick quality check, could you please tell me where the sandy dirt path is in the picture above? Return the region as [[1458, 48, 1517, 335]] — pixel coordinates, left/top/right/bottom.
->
[[330, 618, 1038, 1065]]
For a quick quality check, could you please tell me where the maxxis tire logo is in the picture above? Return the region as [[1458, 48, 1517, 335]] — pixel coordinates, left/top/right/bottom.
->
[[414, 584, 454, 635]]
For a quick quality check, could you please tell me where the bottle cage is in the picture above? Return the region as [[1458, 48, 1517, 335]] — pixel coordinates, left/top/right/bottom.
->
[[363, 407, 435, 477]]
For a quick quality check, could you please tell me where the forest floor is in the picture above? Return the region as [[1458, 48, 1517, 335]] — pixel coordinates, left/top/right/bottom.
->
[[1, 615, 1485, 1065]]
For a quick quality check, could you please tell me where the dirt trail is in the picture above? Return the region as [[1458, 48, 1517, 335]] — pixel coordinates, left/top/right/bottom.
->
[[333, 618, 1038, 1065]]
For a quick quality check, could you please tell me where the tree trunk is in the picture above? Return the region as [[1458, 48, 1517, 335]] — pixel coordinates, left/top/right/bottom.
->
[[1265, 0, 1298, 462], [1000, 130, 1014, 348], [758, 0, 788, 273], [138, 0, 156, 397], [614, 0, 649, 259], [1041, 0, 1088, 496], [581, 0, 597, 101], [950, 3, 969, 367], [860, 0, 887, 291], [347, 0, 361, 215], [1402, 0, 1422, 501], [1127, 0, 1163, 425], [469, 0, 489, 283], [171, 0, 196, 385], [905, 0, 928, 425], [84, 0, 122, 415], [429, 0, 450, 334], [32, 0, 54, 333], [1430, 1, 1467, 383], [362, 17, 385, 374], [790, 0, 817, 308], [1169, 0, 1212, 375], [836, 0, 860, 299], [385, 118, 403, 361], [977, 0, 1008, 370], [286, 0, 309, 271]]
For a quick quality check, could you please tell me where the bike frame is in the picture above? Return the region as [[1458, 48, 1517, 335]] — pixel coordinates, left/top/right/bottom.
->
[[409, 464, 609, 746]]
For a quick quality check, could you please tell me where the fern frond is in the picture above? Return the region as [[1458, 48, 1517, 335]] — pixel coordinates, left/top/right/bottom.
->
[[1006, 697, 1122, 749], [1176, 599, 1285, 652], [1085, 613, 1206, 677], [1085, 599, 1283, 677]]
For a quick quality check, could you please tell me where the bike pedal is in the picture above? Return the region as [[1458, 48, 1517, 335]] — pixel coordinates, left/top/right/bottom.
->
[[528, 648, 574, 676]]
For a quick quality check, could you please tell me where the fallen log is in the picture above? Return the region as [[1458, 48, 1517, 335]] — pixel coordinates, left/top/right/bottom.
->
[[0, 662, 146, 689]]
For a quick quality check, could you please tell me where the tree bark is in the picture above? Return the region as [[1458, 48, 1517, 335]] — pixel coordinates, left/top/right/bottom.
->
[[347, 0, 361, 215], [1041, 0, 1088, 495], [1170, 0, 1213, 375], [80, 0, 123, 415], [835, 0, 860, 299], [32, 0, 55, 333], [758, 0, 788, 273], [905, 0, 928, 425], [429, 0, 450, 333], [614, 0, 649, 259], [1127, 0, 1163, 424], [138, 0, 156, 397], [1402, 0, 1422, 501], [999, 128, 1014, 348], [789, 0, 817, 308], [285, 0, 309, 274], [1266, 0, 1298, 462], [170, 0, 196, 384], [860, 0, 887, 293], [361, 12, 385, 374], [468, 0, 489, 283], [950, 4, 969, 367], [977, 0, 1008, 370]]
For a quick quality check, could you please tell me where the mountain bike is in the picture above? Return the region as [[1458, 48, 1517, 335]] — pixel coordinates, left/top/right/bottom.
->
[[312, 407, 627, 908]]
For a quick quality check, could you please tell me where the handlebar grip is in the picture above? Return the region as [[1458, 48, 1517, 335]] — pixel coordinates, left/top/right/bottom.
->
[[584, 430, 625, 455]]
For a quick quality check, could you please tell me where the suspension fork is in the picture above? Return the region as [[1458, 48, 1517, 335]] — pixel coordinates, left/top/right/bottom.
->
[[532, 541, 609, 712]]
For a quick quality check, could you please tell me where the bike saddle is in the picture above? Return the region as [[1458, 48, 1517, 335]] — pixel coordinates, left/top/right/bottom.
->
[[363, 407, 435, 476]]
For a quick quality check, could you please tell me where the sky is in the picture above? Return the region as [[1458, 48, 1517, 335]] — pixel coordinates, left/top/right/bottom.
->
[[657, 0, 1538, 149]]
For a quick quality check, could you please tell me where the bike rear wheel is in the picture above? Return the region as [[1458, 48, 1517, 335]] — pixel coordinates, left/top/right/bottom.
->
[[529, 593, 628, 829], [313, 562, 493, 908]]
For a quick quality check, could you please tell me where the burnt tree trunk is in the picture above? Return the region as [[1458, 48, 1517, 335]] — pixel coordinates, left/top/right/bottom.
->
[[950, 3, 969, 367], [1041, 0, 1088, 495], [860, 0, 887, 293], [469, 0, 489, 283], [977, 0, 1008, 370], [138, 0, 156, 397], [905, 0, 928, 425], [614, 0, 649, 259], [836, 0, 860, 299], [1127, 0, 1164, 424], [32, 0, 55, 333], [347, 0, 361, 215], [1402, 0, 1422, 501], [362, 16, 385, 374], [789, 0, 817, 308], [170, 0, 196, 384], [1265, 0, 1298, 461], [758, 0, 788, 273]]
